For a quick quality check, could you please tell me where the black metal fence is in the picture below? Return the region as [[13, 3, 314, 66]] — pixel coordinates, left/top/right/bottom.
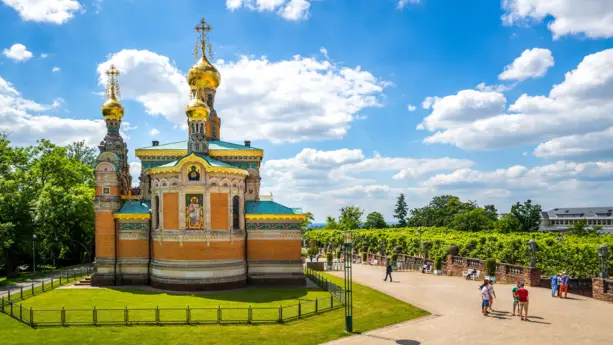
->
[[1, 268, 345, 328], [538, 277, 593, 297]]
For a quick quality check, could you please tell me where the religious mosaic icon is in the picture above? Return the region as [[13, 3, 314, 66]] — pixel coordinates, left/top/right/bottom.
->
[[186, 194, 204, 230], [187, 165, 201, 181], [103, 187, 110, 195]]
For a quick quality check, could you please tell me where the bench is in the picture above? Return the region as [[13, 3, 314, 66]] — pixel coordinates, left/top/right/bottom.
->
[[462, 269, 481, 280], [369, 260, 378, 266]]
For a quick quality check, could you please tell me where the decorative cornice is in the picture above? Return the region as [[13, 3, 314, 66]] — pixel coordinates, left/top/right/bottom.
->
[[114, 213, 151, 220], [121, 195, 142, 200], [247, 231, 302, 241], [118, 230, 149, 241], [152, 230, 245, 243], [147, 153, 249, 177], [135, 149, 263, 160], [94, 200, 122, 212], [245, 214, 306, 221]]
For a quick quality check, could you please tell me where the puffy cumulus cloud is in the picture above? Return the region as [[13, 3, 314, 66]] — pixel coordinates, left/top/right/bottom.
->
[[421, 49, 613, 152], [2, 43, 33, 62], [498, 48, 554, 81], [398, 0, 420, 9], [129, 161, 142, 186], [259, 148, 473, 220], [417, 90, 506, 131], [476, 82, 516, 93], [407, 104, 416, 112], [148, 128, 160, 136], [0, 75, 109, 147], [533, 127, 613, 159], [2, 0, 82, 24], [51, 67, 60, 72], [226, 0, 311, 21], [502, 0, 613, 39], [98, 49, 386, 143]]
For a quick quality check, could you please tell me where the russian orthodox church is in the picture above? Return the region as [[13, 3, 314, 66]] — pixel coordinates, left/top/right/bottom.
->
[[92, 18, 306, 290]]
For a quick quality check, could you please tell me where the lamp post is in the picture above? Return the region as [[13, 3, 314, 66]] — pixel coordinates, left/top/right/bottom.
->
[[528, 239, 537, 268], [32, 234, 37, 273], [343, 231, 353, 333], [598, 244, 609, 278]]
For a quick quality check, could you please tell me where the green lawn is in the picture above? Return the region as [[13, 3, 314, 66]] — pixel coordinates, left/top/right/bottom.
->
[[2, 274, 429, 345]]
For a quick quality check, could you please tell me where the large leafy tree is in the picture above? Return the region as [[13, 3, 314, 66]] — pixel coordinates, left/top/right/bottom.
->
[[510, 200, 542, 232], [407, 195, 476, 227], [449, 208, 494, 232], [393, 194, 408, 227], [483, 204, 498, 222], [494, 213, 521, 233], [364, 212, 387, 229], [338, 206, 363, 230], [324, 216, 339, 229], [66, 140, 98, 169]]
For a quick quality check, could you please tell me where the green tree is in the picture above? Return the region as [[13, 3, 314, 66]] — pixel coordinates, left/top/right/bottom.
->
[[510, 200, 542, 232], [324, 216, 339, 229], [483, 205, 498, 222], [567, 219, 600, 236], [364, 212, 387, 229], [393, 194, 408, 227], [407, 195, 476, 227], [66, 140, 98, 169], [300, 212, 314, 231], [449, 208, 494, 232], [494, 213, 521, 233], [339, 206, 363, 230]]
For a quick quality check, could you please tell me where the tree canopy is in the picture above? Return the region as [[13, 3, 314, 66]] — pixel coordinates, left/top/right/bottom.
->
[[338, 206, 363, 230], [393, 194, 408, 227], [364, 211, 387, 229]]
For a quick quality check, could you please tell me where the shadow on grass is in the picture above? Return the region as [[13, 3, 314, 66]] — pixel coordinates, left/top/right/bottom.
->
[[108, 287, 323, 303]]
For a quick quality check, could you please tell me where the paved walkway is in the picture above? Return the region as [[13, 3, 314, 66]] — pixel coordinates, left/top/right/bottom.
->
[[0, 265, 90, 297], [325, 265, 613, 345]]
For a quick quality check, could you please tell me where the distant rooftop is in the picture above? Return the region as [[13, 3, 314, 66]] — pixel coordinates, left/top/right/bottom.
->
[[542, 207, 613, 219]]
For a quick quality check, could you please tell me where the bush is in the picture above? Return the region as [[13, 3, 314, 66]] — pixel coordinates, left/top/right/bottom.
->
[[391, 253, 398, 263], [361, 252, 367, 261], [485, 258, 497, 276], [434, 257, 443, 270], [336, 250, 342, 259], [326, 252, 333, 263]]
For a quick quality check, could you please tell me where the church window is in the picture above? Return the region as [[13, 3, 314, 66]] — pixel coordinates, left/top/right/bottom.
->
[[155, 195, 160, 228], [200, 123, 204, 133], [233, 196, 240, 230]]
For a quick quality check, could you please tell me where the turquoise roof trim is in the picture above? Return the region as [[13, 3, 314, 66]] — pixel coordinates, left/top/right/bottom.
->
[[115, 200, 151, 215], [137, 140, 261, 151], [245, 201, 303, 215], [147, 153, 246, 171]]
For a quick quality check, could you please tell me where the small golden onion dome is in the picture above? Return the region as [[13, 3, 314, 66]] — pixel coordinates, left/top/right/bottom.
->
[[101, 96, 124, 121], [185, 97, 210, 121], [187, 56, 221, 90]]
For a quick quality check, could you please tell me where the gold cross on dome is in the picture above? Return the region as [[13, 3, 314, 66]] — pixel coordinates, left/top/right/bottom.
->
[[105, 64, 121, 99], [193, 18, 214, 60]]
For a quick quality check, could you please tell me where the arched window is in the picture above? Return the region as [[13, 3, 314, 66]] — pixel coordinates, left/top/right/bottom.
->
[[155, 195, 160, 229], [232, 195, 240, 230]]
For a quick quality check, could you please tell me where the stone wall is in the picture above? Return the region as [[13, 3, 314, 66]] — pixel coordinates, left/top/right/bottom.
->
[[592, 278, 613, 303]]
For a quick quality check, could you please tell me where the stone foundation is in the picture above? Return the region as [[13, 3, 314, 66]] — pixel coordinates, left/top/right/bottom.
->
[[592, 278, 613, 303]]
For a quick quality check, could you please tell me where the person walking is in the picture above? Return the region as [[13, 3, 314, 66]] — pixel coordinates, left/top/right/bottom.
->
[[516, 282, 529, 321], [481, 280, 491, 316], [550, 273, 560, 297], [511, 281, 521, 316], [488, 280, 497, 312], [384, 260, 393, 282], [560, 271, 570, 299]]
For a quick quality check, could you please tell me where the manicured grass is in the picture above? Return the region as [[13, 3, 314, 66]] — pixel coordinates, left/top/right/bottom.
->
[[2, 274, 429, 345]]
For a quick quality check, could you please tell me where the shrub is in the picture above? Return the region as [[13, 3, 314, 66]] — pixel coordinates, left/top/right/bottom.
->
[[391, 253, 398, 263], [434, 257, 443, 270], [361, 252, 367, 261], [485, 258, 497, 276], [336, 250, 342, 259], [326, 252, 333, 263]]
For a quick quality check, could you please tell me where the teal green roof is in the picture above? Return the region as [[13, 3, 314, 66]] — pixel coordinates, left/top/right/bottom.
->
[[152, 153, 245, 170], [115, 200, 151, 215], [245, 201, 303, 215], [137, 140, 261, 151]]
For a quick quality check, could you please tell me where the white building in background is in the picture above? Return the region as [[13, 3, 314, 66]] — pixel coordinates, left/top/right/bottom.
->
[[540, 207, 613, 233]]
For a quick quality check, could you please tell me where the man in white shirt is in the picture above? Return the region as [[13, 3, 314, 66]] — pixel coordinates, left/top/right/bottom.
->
[[481, 280, 491, 316]]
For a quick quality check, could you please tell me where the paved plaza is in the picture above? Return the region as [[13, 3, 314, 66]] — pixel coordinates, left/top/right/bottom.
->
[[326, 264, 613, 345]]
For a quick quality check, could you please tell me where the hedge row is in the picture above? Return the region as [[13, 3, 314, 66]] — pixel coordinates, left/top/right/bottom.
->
[[303, 228, 613, 278]]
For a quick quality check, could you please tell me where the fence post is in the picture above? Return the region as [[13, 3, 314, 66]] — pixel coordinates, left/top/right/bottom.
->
[[248, 306, 252, 324], [156, 306, 160, 325], [61, 307, 65, 326], [1, 297, 4, 313], [93, 306, 97, 326], [51, 277, 53, 289], [331, 295, 333, 309], [20, 286, 23, 300], [10, 301, 13, 317], [42, 279, 45, 292], [217, 305, 221, 324], [30, 307, 34, 327], [278, 306, 282, 323], [124, 306, 128, 325], [186, 305, 190, 325], [7, 290, 10, 302], [32, 282, 34, 296], [315, 298, 318, 314], [19, 304, 22, 321], [59, 273, 62, 285]]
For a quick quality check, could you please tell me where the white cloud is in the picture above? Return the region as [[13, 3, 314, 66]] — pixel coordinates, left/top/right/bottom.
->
[[40, 53, 48, 59], [149, 128, 160, 136], [533, 127, 613, 160], [398, 0, 420, 9], [0, 75, 111, 147], [2, 44, 33, 62], [98, 49, 387, 143], [476, 82, 516, 93], [2, 0, 82, 24], [407, 104, 416, 112], [51, 67, 60, 72], [502, 0, 613, 39], [129, 161, 141, 186], [226, 0, 311, 21], [421, 48, 613, 152], [499, 48, 554, 81]]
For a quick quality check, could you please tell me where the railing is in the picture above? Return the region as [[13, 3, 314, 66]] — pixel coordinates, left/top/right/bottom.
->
[[507, 265, 524, 275], [0, 266, 93, 303], [451, 256, 465, 265], [539, 277, 593, 297], [1, 268, 344, 328], [467, 259, 481, 269]]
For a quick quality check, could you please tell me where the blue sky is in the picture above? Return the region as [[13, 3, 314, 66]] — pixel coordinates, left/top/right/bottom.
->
[[2, 0, 613, 221]]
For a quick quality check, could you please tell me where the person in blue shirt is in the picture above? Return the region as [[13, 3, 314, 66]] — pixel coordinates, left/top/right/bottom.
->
[[551, 274, 560, 297], [559, 272, 570, 298]]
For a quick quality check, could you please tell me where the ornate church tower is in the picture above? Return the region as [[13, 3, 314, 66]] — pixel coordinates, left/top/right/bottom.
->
[[92, 65, 132, 286], [186, 18, 222, 154]]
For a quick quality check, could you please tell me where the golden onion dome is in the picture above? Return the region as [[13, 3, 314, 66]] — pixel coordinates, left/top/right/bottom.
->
[[185, 97, 210, 121], [187, 55, 221, 90], [101, 96, 124, 121]]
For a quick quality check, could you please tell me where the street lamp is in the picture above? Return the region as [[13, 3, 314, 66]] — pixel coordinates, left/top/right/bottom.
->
[[32, 234, 37, 273], [528, 239, 537, 268], [598, 244, 609, 278], [343, 231, 353, 333]]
